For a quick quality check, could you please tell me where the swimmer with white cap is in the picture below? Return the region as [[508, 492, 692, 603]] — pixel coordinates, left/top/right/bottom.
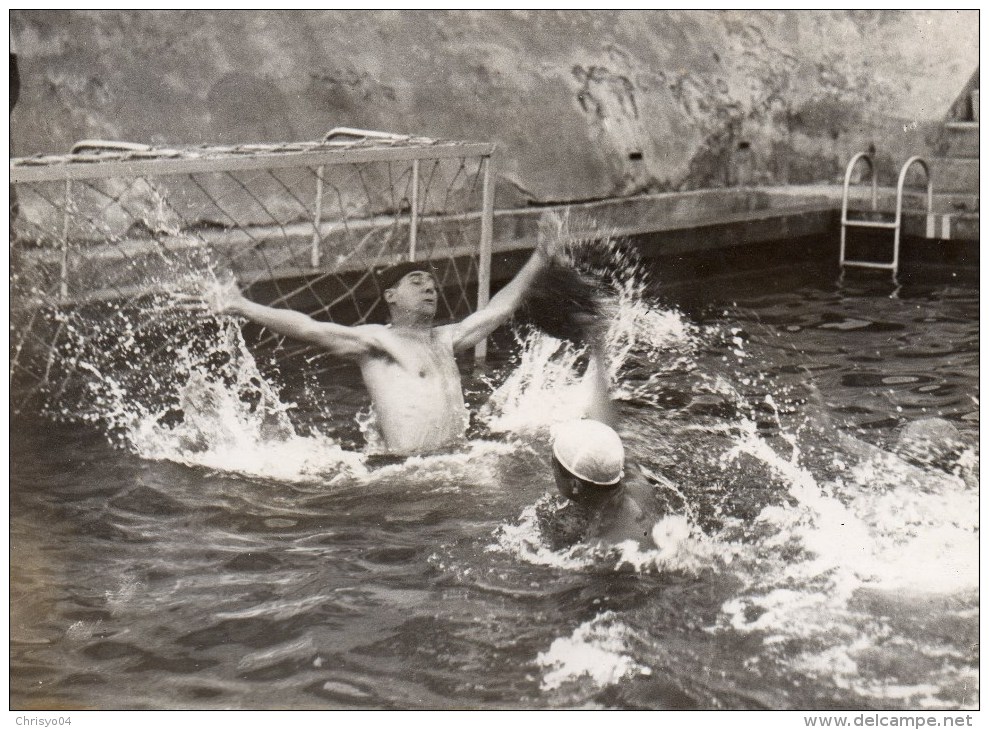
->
[[548, 339, 658, 547]]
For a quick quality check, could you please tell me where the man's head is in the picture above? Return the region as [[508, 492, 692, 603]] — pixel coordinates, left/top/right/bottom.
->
[[551, 419, 625, 504], [378, 262, 438, 323]]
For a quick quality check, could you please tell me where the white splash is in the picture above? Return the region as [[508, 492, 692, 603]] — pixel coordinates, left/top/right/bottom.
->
[[45, 266, 369, 484], [482, 334, 589, 434], [89, 313, 368, 482], [493, 493, 722, 577], [712, 405, 979, 705], [725, 413, 979, 597], [490, 495, 599, 570], [537, 611, 651, 691], [619, 514, 721, 574], [365, 439, 520, 492], [483, 227, 695, 436]]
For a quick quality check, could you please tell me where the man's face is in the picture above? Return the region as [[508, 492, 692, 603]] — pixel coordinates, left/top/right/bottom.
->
[[386, 270, 438, 319]]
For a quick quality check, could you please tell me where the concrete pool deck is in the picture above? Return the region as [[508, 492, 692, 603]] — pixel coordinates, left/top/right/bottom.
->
[[492, 184, 978, 256]]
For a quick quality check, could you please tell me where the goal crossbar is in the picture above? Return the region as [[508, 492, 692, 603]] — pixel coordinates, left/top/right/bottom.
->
[[11, 139, 497, 183]]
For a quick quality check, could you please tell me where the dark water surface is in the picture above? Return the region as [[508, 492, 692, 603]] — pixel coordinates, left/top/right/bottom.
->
[[10, 265, 979, 710]]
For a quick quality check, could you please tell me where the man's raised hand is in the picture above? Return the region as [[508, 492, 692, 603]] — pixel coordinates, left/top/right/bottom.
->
[[535, 209, 571, 264], [204, 278, 245, 315], [172, 277, 244, 317]]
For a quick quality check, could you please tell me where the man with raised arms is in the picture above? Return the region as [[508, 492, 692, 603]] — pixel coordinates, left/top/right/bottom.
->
[[204, 238, 560, 455]]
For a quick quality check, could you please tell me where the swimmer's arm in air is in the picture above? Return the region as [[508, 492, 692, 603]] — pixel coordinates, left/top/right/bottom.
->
[[583, 338, 618, 428], [444, 232, 562, 352], [199, 281, 390, 361]]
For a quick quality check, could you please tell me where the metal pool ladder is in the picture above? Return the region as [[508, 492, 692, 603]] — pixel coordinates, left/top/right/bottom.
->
[[840, 153, 933, 274]]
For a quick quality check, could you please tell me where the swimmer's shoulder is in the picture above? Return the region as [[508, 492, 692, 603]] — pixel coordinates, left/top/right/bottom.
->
[[430, 323, 460, 349], [355, 323, 390, 334], [590, 493, 650, 547], [622, 461, 658, 495], [352, 323, 393, 348]]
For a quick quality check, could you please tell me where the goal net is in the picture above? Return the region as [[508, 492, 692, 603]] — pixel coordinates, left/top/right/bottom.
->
[[10, 129, 496, 414]]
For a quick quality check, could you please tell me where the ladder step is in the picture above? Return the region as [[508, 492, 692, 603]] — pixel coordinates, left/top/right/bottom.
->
[[842, 219, 899, 230], [842, 260, 897, 270]]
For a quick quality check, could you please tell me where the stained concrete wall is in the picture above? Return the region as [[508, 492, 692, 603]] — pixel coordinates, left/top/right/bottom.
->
[[9, 10, 979, 207]]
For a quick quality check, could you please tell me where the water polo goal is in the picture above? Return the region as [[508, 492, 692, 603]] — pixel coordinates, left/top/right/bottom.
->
[[9, 129, 496, 413]]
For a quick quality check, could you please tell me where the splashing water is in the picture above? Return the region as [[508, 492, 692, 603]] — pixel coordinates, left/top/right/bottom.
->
[[482, 225, 696, 435], [480, 248, 977, 707], [707, 399, 978, 708], [492, 490, 723, 577], [12, 212, 978, 709], [537, 611, 651, 691], [490, 494, 601, 570], [45, 268, 367, 482], [123, 324, 367, 482], [722, 407, 979, 594], [481, 334, 589, 434]]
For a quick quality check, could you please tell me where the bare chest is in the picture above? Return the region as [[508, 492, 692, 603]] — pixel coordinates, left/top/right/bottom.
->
[[365, 330, 460, 384]]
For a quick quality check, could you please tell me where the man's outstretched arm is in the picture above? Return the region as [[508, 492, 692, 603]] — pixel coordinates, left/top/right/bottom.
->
[[447, 244, 554, 352], [208, 281, 385, 360]]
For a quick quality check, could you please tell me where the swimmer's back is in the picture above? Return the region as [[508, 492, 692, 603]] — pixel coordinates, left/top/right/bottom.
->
[[586, 466, 655, 547]]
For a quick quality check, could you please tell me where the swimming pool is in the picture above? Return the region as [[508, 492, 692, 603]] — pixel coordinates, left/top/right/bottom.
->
[[9, 256, 978, 710]]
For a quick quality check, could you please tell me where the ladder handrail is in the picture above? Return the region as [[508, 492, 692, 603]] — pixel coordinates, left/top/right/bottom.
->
[[840, 152, 878, 224], [889, 156, 932, 274], [894, 156, 932, 225], [840, 152, 877, 268]]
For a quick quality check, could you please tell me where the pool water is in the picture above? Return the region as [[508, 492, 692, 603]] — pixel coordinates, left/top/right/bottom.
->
[[9, 260, 979, 710]]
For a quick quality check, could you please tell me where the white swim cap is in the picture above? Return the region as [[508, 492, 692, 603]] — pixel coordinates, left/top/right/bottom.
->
[[551, 419, 625, 486]]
